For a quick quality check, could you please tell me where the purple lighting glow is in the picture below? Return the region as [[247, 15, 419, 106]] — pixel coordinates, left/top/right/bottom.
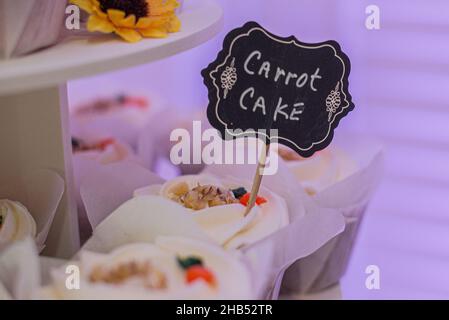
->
[[68, 0, 449, 299]]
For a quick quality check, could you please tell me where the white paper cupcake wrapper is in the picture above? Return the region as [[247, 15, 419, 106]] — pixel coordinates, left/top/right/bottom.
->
[[0, 169, 64, 252], [0, 0, 67, 59], [0, 239, 69, 300], [242, 204, 345, 299], [281, 136, 384, 294], [79, 162, 163, 231], [0, 238, 40, 300], [281, 205, 366, 294], [72, 143, 142, 243]]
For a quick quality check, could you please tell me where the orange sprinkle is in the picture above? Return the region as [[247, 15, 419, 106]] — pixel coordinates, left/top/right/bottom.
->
[[185, 266, 215, 286], [239, 193, 267, 207]]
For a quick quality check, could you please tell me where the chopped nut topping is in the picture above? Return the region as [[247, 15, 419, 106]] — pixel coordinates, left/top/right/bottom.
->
[[168, 182, 190, 198], [89, 260, 167, 289], [168, 183, 239, 211]]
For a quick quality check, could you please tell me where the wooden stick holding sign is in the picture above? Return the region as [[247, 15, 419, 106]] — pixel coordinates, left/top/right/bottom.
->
[[244, 142, 270, 216], [202, 21, 355, 211]]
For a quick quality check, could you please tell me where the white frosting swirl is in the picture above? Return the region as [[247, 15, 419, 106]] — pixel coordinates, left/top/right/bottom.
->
[[134, 174, 289, 250], [44, 237, 252, 299], [0, 200, 37, 249], [278, 146, 358, 195]]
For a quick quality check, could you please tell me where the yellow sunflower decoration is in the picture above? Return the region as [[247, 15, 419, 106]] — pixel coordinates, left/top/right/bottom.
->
[[70, 0, 181, 42]]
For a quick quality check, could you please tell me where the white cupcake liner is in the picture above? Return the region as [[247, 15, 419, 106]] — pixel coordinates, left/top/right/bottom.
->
[[0, 169, 64, 253], [0, 239, 67, 300], [0, 238, 67, 300], [72, 140, 141, 243], [280, 136, 384, 295], [0, 238, 40, 300], [0, 282, 10, 299], [79, 162, 164, 230], [280, 206, 366, 294], [242, 204, 345, 299], [80, 161, 345, 299], [0, 0, 67, 59]]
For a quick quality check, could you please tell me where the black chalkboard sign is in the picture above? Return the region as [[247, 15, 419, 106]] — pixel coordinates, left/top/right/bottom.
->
[[202, 21, 354, 158]]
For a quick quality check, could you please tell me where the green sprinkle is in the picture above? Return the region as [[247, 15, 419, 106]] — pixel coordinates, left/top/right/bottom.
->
[[177, 256, 203, 270], [231, 187, 247, 199]]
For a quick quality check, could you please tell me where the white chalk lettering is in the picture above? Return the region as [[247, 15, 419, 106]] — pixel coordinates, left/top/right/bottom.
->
[[258, 61, 271, 78], [244, 50, 262, 75], [285, 72, 298, 85], [253, 96, 267, 115], [310, 68, 322, 91], [296, 73, 308, 88], [241, 51, 323, 92], [240, 87, 254, 110], [274, 67, 286, 82], [274, 97, 289, 121], [290, 102, 305, 120]]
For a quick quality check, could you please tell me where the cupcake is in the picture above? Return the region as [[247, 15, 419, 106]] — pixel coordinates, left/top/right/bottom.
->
[[72, 136, 137, 243], [134, 174, 289, 250], [42, 237, 252, 299], [70, 94, 158, 149], [0, 200, 37, 250], [72, 137, 133, 165], [137, 109, 208, 176], [277, 145, 358, 196]]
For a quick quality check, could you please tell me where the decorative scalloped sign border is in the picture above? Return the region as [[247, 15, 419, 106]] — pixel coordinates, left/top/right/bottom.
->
[[202, 21, 355, 158]]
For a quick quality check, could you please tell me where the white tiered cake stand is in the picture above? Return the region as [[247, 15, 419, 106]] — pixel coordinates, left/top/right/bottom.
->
[[0, 0, 223, 258]]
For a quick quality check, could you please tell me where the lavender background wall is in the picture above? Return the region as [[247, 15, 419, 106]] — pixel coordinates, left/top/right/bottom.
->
[[68, 0, 449, 299]]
